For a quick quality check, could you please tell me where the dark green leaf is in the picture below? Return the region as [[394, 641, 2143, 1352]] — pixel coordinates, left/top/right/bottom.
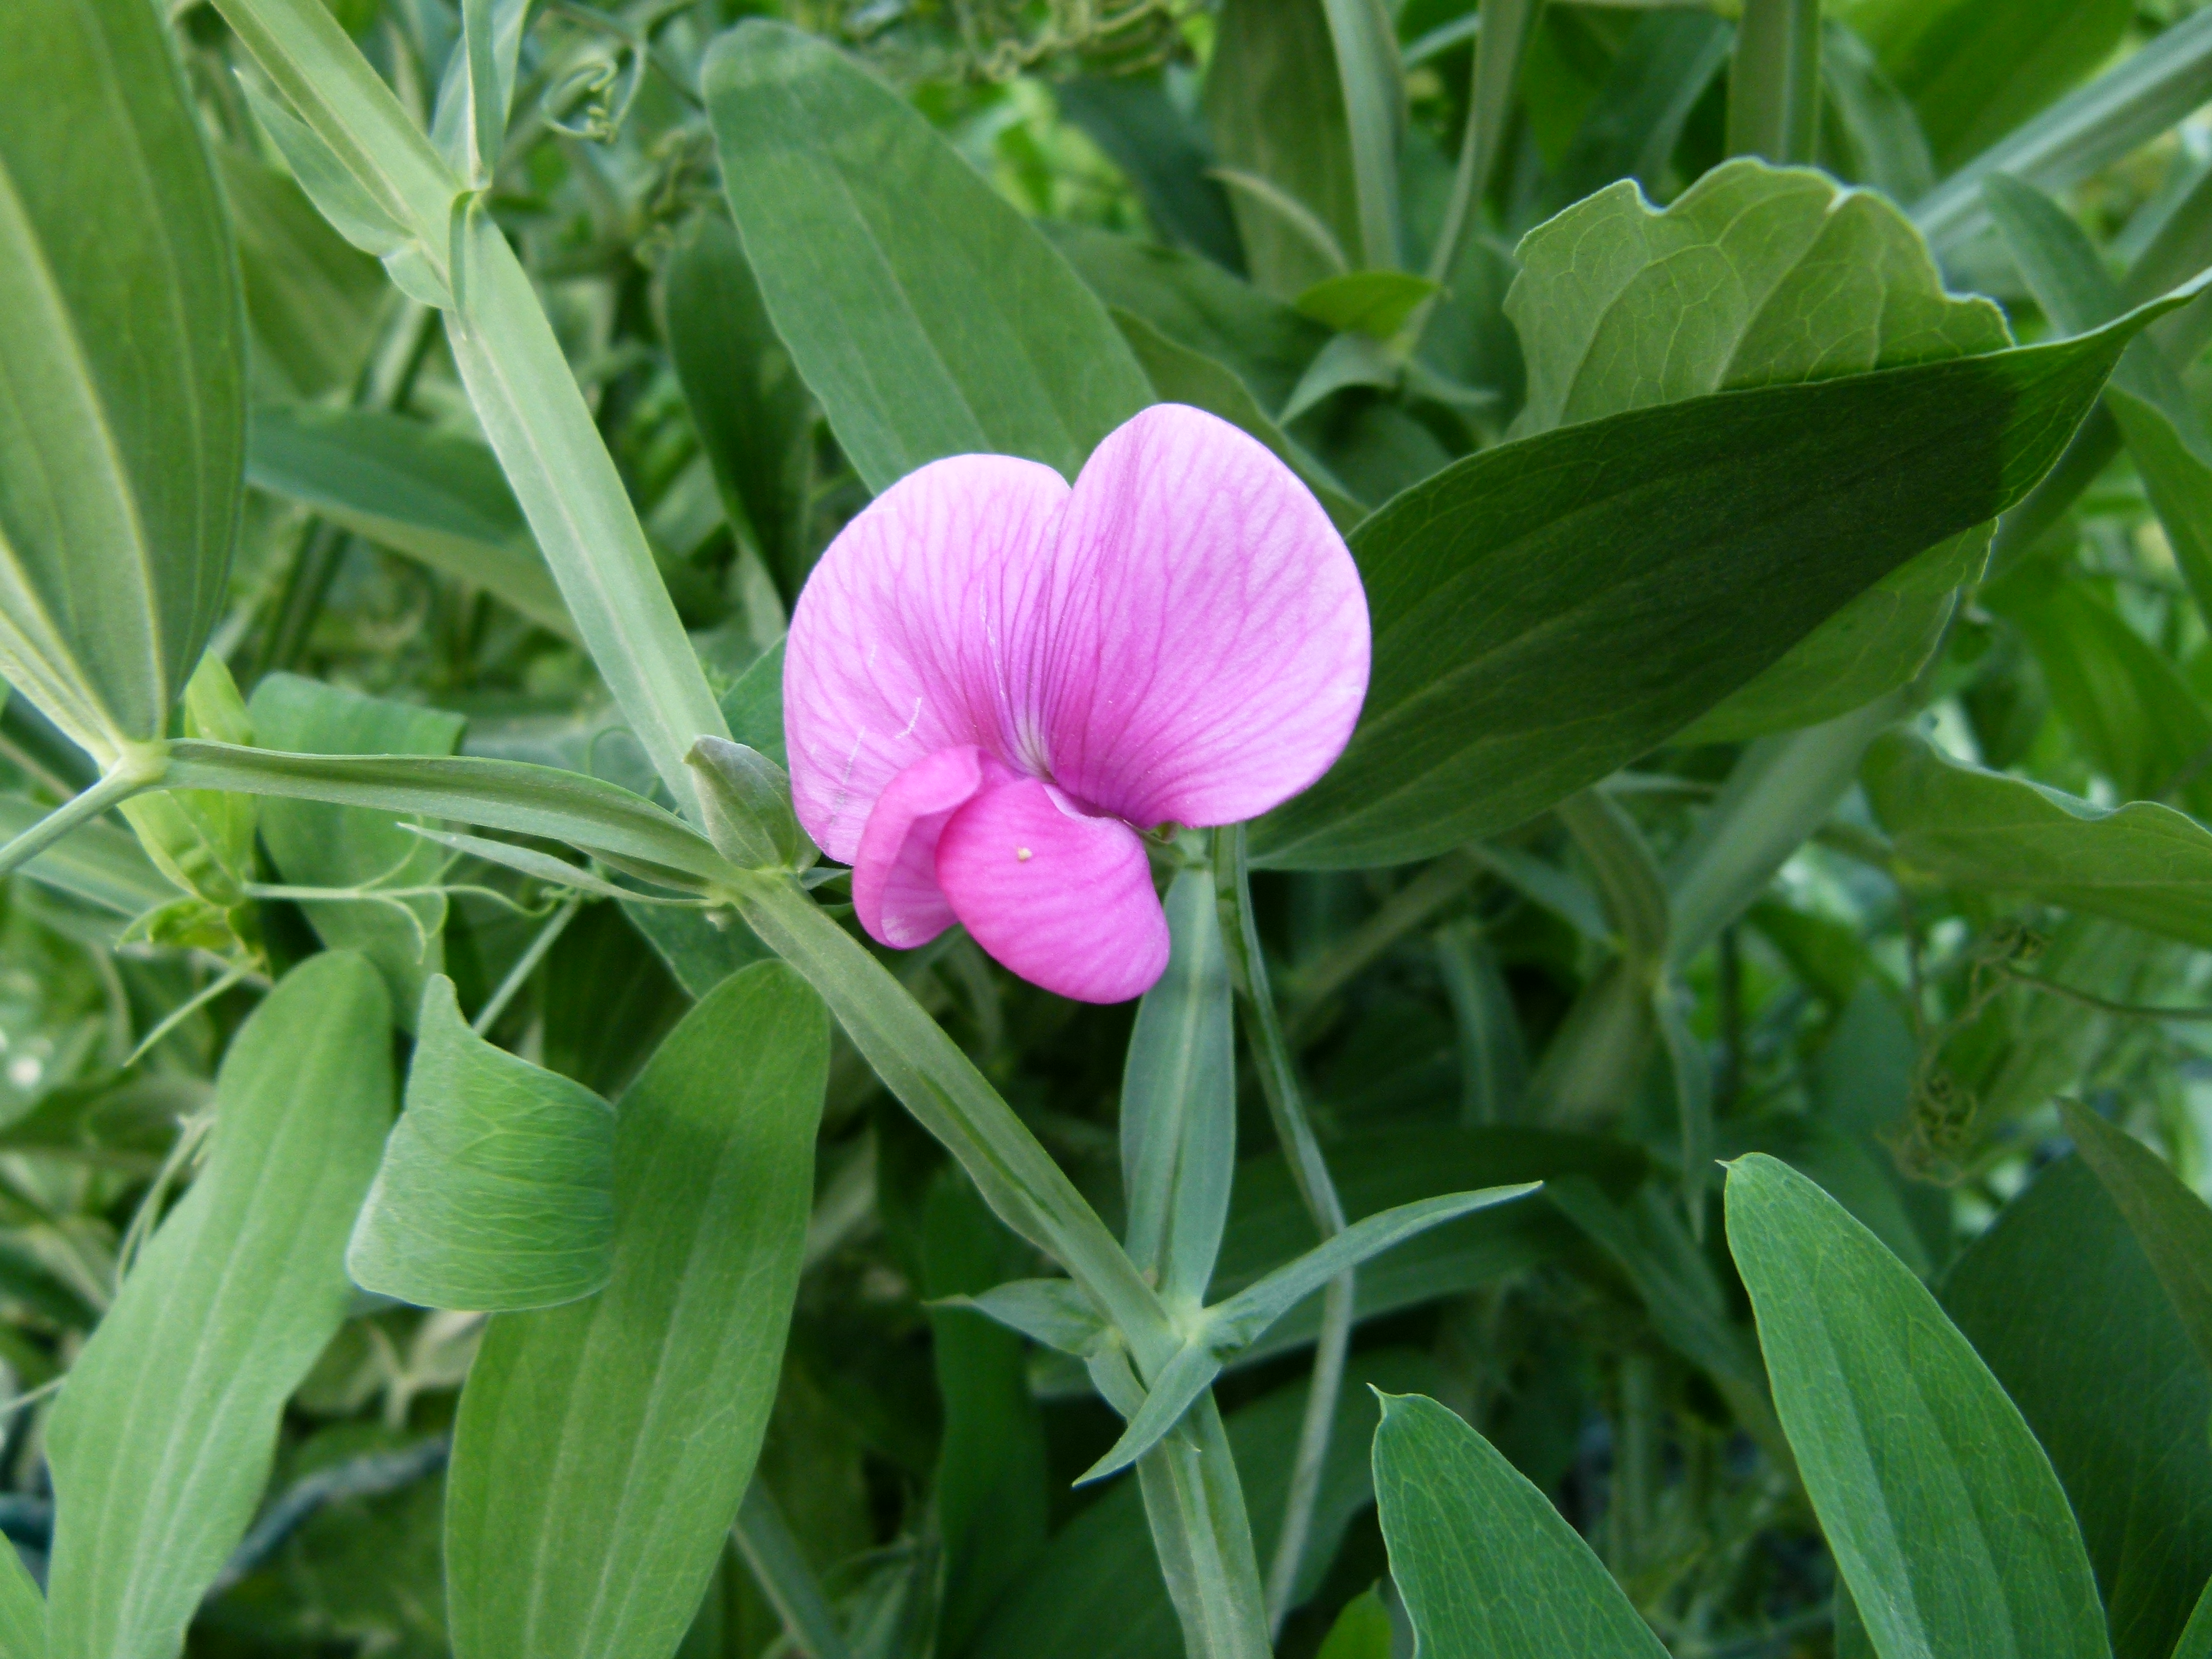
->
[[1055, 76, 1245, 274], [445, 962, 828, 1659], [702, 22, 1152, 494], [1726, 1153, 2109, 1659], [46, 953, 393, 1659], [1254, 306, 2170, 869], [1542, 10, 1732, 214], [246, 402, 576, 640], [2062, 1103, 2212, 1376], [0, 0, 244, 759], [1373, 1391, 1668, 1658], [348, 974, 614, 1312], [1945, 1156, 2212, 1659]]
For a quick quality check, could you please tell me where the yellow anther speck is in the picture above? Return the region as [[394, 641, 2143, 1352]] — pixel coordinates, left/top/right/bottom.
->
[[1016, 847, 1033, 861]]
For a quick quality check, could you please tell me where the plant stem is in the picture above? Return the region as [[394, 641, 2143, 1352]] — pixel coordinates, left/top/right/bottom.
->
[[0, 751, 167, 883], [2000, 964, 2212, 1022], [1727, 0, 1822, 164], [1427, 0, 1539, 286], [732, 1479, 853, 1659], [1212, 826, 1350, 1633]]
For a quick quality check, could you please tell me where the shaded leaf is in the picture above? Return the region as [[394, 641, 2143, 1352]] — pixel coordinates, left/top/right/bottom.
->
[[2062, 1103, 2212, 1376]]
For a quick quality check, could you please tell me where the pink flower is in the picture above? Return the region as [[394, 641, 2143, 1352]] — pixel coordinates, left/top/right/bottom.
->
[[783, 405, 1371, 1003]]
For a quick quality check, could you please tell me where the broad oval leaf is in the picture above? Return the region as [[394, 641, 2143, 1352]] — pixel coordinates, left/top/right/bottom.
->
[[1944, 1154, 2212, 1659], [1372, 1391, 1668, 1658], [444, 961, 828, 1659], [1865, 730, 2212, 951], [348, 975, 615, 1312], [1509, 159, 2010, 742], [702, 21, 1153, 494], [0, 0, 245, 763], [46, 953, 393, 1659], [1253, 306, 2170, 870], [1726, 1153, 2110, 1659]]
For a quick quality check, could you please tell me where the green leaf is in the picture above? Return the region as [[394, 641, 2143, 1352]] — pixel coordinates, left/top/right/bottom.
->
[[218, 146, 386, 401], [718, 637, 786, 766], [1315, 1588, 1390, 1659], [0, 1542, 39, 1659], [1864, 729, 2212, 951], [685, 737, 812, 874], [1944, 1156, 2212, 1659], [444, 962, 828, 1659], [1375, 1392, 1668, 1657], [1122, 870, 1238, 1310], [1252, 303, 2171, 870], [1044, 222, 1329, 414], [1725, 1153, 2110, 1659], [1203, 0, 1360, 299], [1545, 10, 1733, 215], [0, 0, 244, 762], [246, 402, 577, 641], [1511, 157, 2008, 741], [0, 794, 172, 917], [249, 673, 466, 1024], [701, 22, 1152, 495], [661, 213, 815, 602], [46, 953, 393, 1659], [1293, 271, 1438, 340], [1054, 77, 1245, 274], [2180, 1585, 2212, 1659], [1110, 311, 1364, 529], [1912, 9, 2212, 252], [1317, 0, 1402, 271], [2061, 1103, 2212, 1376], [1844, 0, 2130, 173], [159, 740, 730, 887], [348, 974, 614, 1312]]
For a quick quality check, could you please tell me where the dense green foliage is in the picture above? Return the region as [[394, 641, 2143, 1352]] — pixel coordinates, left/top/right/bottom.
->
[[2, 1, 2211, 1657]]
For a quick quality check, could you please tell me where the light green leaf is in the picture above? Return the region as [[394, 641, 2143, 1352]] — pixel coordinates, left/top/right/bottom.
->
[[159, 740, 730, 887], [0, 1542, 39, 1659], [348, 975, 614, 1312], [1726, 1153, 2110, 1659], [1294, 271, 1438, 340], [1842, 0, 2129, 171], [1317, 0, 1401, 271], [1122, 870, 1238, 1310], [1203, 0, 1360, 299], [661, 213, 815, 602], [718, 637, 786, 766], [1864, 730, 2212, 951], [685, 737, 812, 874], [1944, 1155, 2212, 1659], [1375, 1392, 1668, 1657], [218, 146, 386, 401], [1109, 310, 1364, 529], [445, 962, 828, 1659], [0, 0, 244, 762], [246, 402, 577, 641], [1912, 9, 2212, 252], [701, 22, 1152, 495], [411, 826, 690, 904], [2061, 1103, 2212, 1376], [250, 673, 466, 1024], [943, 1278, 1110, 1357], [1315, 1589, 1389, 1659], [1044, 222, 1329, 414], [1253, 304, 2167, 870], [46, 953, 393, 1659], [0, 794, 172, 917], [1511, 157, 2008, 740]]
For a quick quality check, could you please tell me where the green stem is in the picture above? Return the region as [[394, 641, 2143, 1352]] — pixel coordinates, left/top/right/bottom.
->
[[1211, 826, 1350, 1631], [727, 872, 1178, 1370], [473, 893, 582, 1035], [2000, 965, 2212, 1022], [732, 1479, 853, 1659], [0, 751, 167, 883], [1727, 0, 1822, 164]]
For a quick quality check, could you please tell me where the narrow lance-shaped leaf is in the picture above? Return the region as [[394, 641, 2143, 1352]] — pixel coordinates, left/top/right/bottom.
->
[[1726, 1153, 2110, 1659], [702, 21, 1152, 495], [1373, 1392, 1670, 1658], [444, 962, 829, 1659], [0, 0, 244, 763], [348, 975, 615, 1312], [1254, 296, 2184, 870], [46, 954, 394, 1659], [2061, 1103, 2212, 1375]]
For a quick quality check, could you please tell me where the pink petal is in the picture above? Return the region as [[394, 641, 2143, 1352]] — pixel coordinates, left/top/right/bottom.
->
[[783, 454, 1069, 862], [852, 747, 1007, 948], [1008, 403, 1371, 830], [935, 775, 1169, 1004]]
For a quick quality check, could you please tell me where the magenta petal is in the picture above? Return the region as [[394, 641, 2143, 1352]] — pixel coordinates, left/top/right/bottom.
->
[[853, 747, 1012, 948], [784, 454, 1069, 862], [935, 776, 1169, 1004], [1011, 403, 1372, 829]]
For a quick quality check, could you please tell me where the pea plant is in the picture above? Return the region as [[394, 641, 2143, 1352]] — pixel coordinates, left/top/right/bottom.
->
[[2, 0, 2211, 1655]]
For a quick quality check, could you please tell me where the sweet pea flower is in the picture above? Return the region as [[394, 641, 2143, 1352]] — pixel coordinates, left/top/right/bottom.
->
[[784, 403, 1370, 1004]]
